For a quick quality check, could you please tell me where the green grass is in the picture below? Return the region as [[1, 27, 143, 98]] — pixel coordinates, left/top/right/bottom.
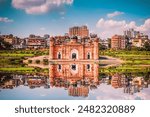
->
[[0, 53, 34, 57], [0, 49, 49, 57], [0, 67, 49, 74], [0, 67, 35, 71], [125, 60, 150, 65], [100, 50, 150, 65], [99, 65, 150, 74]]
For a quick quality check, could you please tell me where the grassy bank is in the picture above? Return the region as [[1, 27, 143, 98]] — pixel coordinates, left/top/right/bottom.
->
[[100, 50, 150, 65], [99, 50, 150, 73], [0, 49, 49, 74], [99, 65, 150, 74], [0, 67, 49, 74], [0, 49, 49, 57]]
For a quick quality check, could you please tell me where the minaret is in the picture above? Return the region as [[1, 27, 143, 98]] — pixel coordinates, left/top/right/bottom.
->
[[49, 37, 54, 60]]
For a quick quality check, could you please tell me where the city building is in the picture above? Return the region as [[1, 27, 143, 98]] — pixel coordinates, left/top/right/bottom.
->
[[132, 35, 149, 47], [124, 28, 138, 39], [1, 34, 14, 44], [13, 38, 27, 49], [27, 35, 47, 49], [124, 28, 149, 48], [44, 34, 50, 47], [99, 39, 109, 49], [111, 74, 126, 89], [69, 25, 89, 38], [68, 86, 89, 97], [111, 35, 126, 50]]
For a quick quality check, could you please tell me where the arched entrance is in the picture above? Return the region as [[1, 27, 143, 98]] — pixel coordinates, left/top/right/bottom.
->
[[71, 49, 78, 60]]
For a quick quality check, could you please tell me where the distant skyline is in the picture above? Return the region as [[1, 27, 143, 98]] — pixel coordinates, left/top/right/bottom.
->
[[0, 0, 150, 39]]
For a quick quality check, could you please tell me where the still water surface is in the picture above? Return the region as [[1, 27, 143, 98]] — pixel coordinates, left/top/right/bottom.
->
[[0, 71, 150, 100]]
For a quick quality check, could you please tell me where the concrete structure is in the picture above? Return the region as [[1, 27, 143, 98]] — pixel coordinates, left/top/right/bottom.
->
[[124, 28, 138, 39], [99, 39, 109, 49], [69, 26, 89, 38], [111, 35, 126, 50], [27, 36, 47, 49], [132, 35, 149, 47], [2, 34, 14, 44], [111, 74, 125, 89], [13, 38, 27, 49]]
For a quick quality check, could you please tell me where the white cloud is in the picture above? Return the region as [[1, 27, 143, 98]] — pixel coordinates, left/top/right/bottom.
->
[[0, 17, 14, 23], [107, 11, 124, 18], [12, 0, 74, 15], [96, 18, 150, 39]]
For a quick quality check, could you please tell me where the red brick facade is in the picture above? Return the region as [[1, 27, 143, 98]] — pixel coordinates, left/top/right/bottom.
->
[[49, 35, 99, 81], [69, 26, 89, 38], [111, 35, 126, 50], [49, 36, 99, 60]]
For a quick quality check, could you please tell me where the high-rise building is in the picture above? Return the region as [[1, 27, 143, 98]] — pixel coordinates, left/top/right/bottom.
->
[[124, 28, 137, 38], [111, 35, 126, 50], [69, 25, 89, 38]]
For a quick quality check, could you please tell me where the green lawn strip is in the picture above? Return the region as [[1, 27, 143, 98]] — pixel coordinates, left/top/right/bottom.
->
[[99, 65, 150, 73], [0, 53, 34, 57], [125, 60, 150, 65], [0, 67, 35, 71]]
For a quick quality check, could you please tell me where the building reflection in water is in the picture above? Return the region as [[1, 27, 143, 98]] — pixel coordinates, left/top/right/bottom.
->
[[0, 74, 50, 89], [0, 72, 150, 97], [49, 62, 99, 97], [110, 73, 149, 95]]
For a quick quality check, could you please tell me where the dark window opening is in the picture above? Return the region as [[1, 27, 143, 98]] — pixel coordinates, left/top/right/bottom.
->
[[87, 64, 90, 71], [87, 53, 90, 59], [58, 65, 61, 71], [72, 53, 77, 59], [71, 65, 76, 70], [58, 52, 61, 59]]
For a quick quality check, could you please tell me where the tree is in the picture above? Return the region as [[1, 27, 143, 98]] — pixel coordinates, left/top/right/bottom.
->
[[28, 60, 32, 64], [0, 37, 12, 50], [35, 60, 40, 64], [99, 43, 107, 50], [144, 41, 150, 51], [43, 59, 48, 65]]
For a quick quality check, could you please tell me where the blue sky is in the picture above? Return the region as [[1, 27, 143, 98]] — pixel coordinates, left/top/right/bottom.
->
[[0, 0, 150, 38]]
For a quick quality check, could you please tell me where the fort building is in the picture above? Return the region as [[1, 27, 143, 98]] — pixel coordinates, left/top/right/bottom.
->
[[49, 35, 99, 61], [49, 34, 99, 86]]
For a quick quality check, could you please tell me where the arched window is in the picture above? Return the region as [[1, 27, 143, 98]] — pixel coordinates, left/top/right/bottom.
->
[[58, 52, 61, 59], [58, 65, 61, 72], [87, 64, 91, 71], [71, 49, 78, 59], [87, 53, 90, 59], [72, 53, 77, 59]]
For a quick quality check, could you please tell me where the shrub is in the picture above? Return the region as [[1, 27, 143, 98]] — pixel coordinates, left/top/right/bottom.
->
[[43, 59, 49, 65], [28, 60, 32, 64], [35, 60, 40, 64]]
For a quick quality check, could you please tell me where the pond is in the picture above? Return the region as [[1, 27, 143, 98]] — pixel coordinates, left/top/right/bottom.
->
[[0, 63, 150, 100]]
